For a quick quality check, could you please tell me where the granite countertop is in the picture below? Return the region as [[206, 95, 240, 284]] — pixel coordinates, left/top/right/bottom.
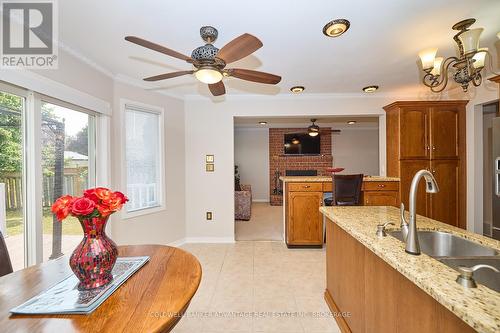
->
[[320, 206, 500, 333], [279, 175, 400, 182]]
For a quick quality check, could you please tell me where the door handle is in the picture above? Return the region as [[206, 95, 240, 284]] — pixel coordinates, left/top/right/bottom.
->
[[303, 185, 310, 188]]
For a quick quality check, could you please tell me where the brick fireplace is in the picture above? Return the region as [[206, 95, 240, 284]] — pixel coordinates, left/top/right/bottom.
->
[[269, 128, 333, 205]]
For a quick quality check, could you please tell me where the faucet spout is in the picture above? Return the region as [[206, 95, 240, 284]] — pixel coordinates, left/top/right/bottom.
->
[[406, 169, 439, 255]]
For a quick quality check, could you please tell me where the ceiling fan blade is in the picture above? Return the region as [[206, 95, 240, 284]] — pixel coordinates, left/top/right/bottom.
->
[[229, 69, 281, 84], [216, 33, 263, 64], [143, 70, 194, 81], [209, 81, 226, 96], [125, 36, 191, 62]]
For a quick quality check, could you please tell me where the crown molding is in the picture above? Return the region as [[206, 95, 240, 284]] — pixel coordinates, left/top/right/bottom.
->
[[57, 41, 115, 78]]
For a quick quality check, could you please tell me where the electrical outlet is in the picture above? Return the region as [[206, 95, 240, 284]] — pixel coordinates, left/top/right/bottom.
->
[[206, 212, 213, 221]]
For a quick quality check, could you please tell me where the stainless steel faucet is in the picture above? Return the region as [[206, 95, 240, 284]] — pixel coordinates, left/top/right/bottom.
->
[[400, 203, 409, 241], [406, 170, 439, 255]]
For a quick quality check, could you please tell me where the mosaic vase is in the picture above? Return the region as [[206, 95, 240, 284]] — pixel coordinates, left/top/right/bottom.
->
[[69, 217, 118, 290]]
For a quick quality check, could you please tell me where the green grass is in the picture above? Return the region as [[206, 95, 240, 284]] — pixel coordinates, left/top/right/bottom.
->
[[6, 209, 83, 236]]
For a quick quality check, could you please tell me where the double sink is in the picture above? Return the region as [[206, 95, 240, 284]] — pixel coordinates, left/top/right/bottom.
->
[[388, 230, 500, 292]]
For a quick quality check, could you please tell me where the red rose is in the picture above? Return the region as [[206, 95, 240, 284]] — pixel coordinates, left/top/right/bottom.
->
[[51, 195, 74, 221], [71, 197, 96, 216], [113, 191, 129, 204], [83, 189, 99, 203], [96, 203, 112, 217], [95, 187, 112, 201]]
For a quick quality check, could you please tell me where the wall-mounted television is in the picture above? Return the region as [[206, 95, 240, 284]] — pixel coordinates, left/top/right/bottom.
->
[[284, 133, 321, 155]]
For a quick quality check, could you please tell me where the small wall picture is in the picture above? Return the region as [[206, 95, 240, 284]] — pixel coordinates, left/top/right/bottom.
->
[[206, 154, 214, 163], [206, 163, 215, 172]]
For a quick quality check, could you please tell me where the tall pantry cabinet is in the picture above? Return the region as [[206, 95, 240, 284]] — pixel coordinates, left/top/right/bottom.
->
[[384, 101, 468, 229]]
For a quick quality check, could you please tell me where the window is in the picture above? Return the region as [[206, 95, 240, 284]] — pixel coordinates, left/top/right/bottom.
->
[[124, 103, 163, 214], [0, 88, 26, 271], [41, 101, 96, 262]]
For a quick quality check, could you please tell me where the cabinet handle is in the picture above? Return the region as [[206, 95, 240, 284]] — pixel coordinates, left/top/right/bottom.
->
[[303, 185, 310, 188], [377, 184, 386, 188], [432, 146, 436, 151], [426, 145, 430, 150], [432, 170, 436, 174]]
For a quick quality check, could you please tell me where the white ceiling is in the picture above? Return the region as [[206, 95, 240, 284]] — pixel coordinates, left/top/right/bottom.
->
[[59, 0, 500, 97]]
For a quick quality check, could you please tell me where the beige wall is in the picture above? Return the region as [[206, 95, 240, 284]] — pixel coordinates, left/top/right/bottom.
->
[[109, 81, 186, 245], [332, 128, 380, 175], [234, 128, 270, 202]]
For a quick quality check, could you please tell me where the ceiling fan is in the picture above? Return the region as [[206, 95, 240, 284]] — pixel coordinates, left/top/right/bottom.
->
[[305, 119, 342, 136], [125, 26, 281, 96]]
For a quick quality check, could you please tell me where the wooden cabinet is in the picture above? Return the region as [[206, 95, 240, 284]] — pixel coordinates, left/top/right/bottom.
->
[[384, 101, 467, 229], [399, 107, 429, 159], [287, 190, 323, 246], [429, 160, 459, 227], [285, 180, 400, 247], [430, 107, 459, 159], [325, 221, 476, 333], [362, 181, 399, 206]]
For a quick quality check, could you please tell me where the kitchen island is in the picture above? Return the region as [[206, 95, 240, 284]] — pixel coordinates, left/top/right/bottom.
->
[[280, 176, 400, 247], [321, 206, 500, 333]]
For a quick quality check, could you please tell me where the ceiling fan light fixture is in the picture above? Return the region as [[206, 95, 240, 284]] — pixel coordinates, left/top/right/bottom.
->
[[362, 85, 379, 93], [323, 19, 350, 37], [195, 67, 223, 84], [308, 131, 319, 137], [290, 86, 305, 93]]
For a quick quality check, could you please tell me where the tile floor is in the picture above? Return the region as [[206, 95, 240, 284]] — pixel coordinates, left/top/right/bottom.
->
[[235, 203, 283, 241], [173, 241, 340, 333]]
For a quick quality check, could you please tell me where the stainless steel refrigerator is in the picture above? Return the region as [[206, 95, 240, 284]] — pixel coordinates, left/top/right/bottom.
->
[[492, 117, 500, 240]]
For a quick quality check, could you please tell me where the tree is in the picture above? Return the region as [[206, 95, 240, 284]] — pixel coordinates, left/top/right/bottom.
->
[[66, 125, 88, 155], [0, 92, 23, 173]]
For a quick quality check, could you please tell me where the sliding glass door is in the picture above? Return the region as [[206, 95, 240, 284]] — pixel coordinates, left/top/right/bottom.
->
[[0, 89, 25, 271], [0, 82, 98, 269], [41, 101, 95, 261]]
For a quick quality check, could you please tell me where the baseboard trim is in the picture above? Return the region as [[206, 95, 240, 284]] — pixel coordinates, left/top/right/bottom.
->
[[167, 238, 187, 247], [252, 199, 270, 203], [184, 237, 236, 244], [324, 290, 352, 333]]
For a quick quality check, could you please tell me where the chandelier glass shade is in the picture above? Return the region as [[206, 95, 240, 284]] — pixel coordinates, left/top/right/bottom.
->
[[418, 19, 498, 93]]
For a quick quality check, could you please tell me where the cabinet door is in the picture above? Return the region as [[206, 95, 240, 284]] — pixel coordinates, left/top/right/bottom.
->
[[399, 107, 429, 159], [399, 160, 430, 216], [363, 191, 398, 207], [430, 107, 459, 159], [429, 160, 459, 227], [288, 191, 323, 245]]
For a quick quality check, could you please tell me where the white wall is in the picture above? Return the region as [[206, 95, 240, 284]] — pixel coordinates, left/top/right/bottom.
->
[[234, 128, 270, 202], [184, 94, 416, 241], [332, 128, 379, 175], [110, 81, 186, 245]]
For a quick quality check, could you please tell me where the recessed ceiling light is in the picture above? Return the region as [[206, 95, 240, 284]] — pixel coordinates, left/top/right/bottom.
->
[[362, 85, 379, 93], [290, 86, 305, 93], [323, 19, 350, 37], [258, 121, 267, 125], [347, 121, 357, 125]]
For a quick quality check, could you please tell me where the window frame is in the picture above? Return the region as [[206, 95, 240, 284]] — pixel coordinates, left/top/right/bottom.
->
[[120, 99, 165, 219]]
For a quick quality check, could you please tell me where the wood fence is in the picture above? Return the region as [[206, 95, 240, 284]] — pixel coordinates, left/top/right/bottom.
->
[[0, 172, 88, 210]]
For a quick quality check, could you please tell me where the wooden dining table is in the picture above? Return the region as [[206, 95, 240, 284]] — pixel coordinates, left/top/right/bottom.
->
[[0, 245, 202, 333]]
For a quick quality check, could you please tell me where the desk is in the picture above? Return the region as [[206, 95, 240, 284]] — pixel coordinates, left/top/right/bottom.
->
[[0, 245, 201, 333]]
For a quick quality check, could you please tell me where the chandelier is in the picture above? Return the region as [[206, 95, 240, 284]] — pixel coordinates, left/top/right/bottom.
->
[[418, 18, 498, 93]]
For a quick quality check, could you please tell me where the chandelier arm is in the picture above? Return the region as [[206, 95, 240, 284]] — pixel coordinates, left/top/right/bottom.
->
[[426, 57, 458, 93]]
